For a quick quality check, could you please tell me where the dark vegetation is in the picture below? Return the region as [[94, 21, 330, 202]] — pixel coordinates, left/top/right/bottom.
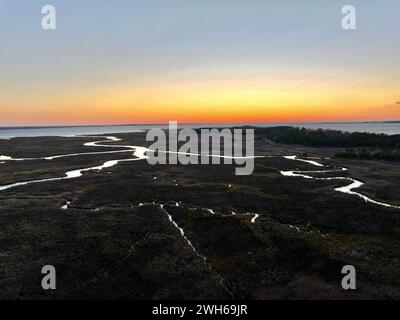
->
[[256, 126, 400, 161], [336, 148, 400, 161], [256, 126, 400, 148], [0, 131, 400, 299]]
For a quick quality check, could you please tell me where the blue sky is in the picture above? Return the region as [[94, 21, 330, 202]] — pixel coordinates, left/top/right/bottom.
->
[[0, 0, 399, 124]]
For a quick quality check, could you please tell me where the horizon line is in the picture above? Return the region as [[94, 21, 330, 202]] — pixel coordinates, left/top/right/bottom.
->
[[1, 120, 400, 130]]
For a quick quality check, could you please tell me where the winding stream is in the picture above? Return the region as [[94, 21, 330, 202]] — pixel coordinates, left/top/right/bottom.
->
[[0, 135, 399, 210], [281, 156, 400, 209], [0, 136, 149, 191]]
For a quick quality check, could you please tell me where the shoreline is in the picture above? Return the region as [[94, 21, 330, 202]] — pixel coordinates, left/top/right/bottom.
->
[[1, 122, 400, 139], [1, 120, 400, 130]]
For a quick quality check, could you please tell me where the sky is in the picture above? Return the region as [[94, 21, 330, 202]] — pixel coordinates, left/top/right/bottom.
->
[[0, 0, 399, 125]]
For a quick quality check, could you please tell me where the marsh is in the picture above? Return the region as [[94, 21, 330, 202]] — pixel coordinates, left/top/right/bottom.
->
[[0, 128, 399, 299]]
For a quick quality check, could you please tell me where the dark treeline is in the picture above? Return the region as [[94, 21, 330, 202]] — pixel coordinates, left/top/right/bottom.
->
[[255, 126, 400, 161], [256, 126, 400, 148]]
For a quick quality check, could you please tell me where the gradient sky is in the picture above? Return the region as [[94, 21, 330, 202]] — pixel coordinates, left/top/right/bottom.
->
[[0, 0, 399, 125]]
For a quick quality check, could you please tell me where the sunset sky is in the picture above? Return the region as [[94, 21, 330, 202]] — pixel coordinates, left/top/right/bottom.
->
[[0, 0, 399, 125]]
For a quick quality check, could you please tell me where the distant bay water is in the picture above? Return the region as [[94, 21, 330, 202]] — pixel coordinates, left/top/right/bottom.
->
[[0, 122, 399, 138]]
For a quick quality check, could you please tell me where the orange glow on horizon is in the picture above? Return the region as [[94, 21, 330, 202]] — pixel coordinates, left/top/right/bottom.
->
[[1, 72, 399, 126]]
